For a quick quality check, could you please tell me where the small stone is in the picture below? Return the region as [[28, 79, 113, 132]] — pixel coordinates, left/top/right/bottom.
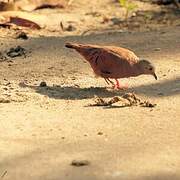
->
[[97, 132, 103, 135], [154, 48, 161, 51], [101, 16, 110, 24], [7, 60, 13, 63], [111, 17, 123, 25], [40, 81, 47, 87], [147, 103, 156, 108], [4, 82, 11, 86], [6, 46, 26, 58], [65, 24, 76, 32], [15, 31, 28, 40], [71, 77, 76, 80], [157, 92, 164, 95], [74, 84, 80, 87], [0, 97, 10, 103], [71, 160, 90, 167], [48, 66, 54, 70], [132, 12, 136, 17]]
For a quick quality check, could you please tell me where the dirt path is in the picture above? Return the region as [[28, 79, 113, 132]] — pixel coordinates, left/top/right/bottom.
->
[[0, 25, 180, 180]]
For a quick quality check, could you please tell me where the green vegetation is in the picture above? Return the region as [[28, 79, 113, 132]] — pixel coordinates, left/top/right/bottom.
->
[[119, 0, 137, 19]]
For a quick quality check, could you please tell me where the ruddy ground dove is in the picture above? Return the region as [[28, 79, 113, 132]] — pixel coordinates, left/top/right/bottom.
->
[[65, 42, 157, 89]]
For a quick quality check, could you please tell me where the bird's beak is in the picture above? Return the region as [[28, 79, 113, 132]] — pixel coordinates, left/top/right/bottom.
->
[[153, 73, 157, 80]]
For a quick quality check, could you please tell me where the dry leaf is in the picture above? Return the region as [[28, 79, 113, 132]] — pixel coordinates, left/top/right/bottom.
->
[[15, 0, 66, 11], [34, 3, 64, 10], [89, 93, 157, 108], [9, 16, 41, 29]]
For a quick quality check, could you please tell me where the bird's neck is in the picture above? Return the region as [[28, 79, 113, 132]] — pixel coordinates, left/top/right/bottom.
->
[[131, 63, 144, 77]]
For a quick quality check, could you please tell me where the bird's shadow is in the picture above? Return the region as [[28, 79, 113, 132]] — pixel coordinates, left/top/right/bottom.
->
[[19, 82, 124, 100], [19, 76, 180, 100]]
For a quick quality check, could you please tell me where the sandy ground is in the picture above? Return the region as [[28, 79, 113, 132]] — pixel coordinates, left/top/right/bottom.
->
[[0, 0, 180, 180], [0, 26, 179, 180]]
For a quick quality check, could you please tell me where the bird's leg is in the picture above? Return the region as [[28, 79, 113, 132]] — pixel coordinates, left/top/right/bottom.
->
[[113, 79, 128, 90], [107, 78, 114, 85], [115, 79, 120, 88], [104, 78, 115, 85], [104, 78, 110, 85], [113, 79, 120, 89]]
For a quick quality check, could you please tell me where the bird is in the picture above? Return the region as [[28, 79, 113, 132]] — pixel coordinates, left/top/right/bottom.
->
[[65, 42, 157, 89]]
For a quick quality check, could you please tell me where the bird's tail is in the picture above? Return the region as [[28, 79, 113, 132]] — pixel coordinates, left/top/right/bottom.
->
[[65, 42, 93, 62], [65, 42, 81, 49]]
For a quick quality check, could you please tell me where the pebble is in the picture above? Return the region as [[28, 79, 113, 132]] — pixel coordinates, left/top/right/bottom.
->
[[71, 160, 90, 167], [39, 81, 47, 87], [97, 132, 103, 135], [154, 48, 161, 51], [15, 31, 28, 40], [65, 25, 76, 32]]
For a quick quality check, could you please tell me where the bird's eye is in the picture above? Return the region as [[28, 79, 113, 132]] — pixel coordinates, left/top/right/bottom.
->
[[149, 67, 153, 71]]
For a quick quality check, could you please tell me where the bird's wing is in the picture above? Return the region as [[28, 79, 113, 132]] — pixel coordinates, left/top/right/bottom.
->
[[103, 46, 139, 64], [66, 43, 139, 64], [93, 47, 138, 78], [65, 43, 139, 77]]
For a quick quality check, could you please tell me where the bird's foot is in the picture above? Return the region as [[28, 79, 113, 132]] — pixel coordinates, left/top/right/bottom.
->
[[113, 79, 128, 90], [113, 83, 128, 90]]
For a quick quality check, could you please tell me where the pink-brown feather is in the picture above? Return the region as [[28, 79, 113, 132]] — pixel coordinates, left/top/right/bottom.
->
[[65, 42, 157, 88], [65, 43, 140, 78]]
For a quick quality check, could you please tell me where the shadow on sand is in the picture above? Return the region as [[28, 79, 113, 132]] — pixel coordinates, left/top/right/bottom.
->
[[19, 76, 180, 100]]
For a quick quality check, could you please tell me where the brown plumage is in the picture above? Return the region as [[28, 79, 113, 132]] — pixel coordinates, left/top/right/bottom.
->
[[65, 42, 157, 89]]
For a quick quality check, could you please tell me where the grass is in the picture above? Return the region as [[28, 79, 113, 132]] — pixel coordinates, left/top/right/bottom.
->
[[119, 0, 138, 19]]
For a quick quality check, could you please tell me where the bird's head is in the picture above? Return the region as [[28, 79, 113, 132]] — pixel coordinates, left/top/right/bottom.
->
[[137, 59, 157, 80]]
